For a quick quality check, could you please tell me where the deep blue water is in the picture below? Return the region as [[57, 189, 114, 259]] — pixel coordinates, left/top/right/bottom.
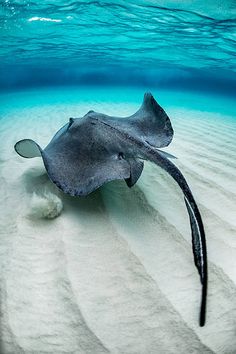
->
[[0, 0, 236, 95]]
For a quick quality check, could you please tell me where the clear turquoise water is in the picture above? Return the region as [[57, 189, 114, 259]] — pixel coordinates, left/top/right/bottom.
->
[[1, 0, 236, 94], [1, 3, 236, 352]]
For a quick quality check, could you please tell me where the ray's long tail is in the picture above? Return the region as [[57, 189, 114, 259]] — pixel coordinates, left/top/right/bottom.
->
[[144, 146, 207, 326]]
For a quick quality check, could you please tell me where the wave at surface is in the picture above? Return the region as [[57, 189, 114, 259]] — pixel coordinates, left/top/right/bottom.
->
[[0, 0, 236, 92]]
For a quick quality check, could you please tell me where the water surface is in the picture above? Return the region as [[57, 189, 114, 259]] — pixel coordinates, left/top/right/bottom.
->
[[1, 0, 236, 93]]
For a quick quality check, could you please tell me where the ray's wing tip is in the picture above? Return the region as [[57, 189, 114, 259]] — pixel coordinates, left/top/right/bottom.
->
[[143, 91, 155, 104], [14, 141, 19, 153], [14, 138, 42, 158], [144, 91, 153, 98], [14, 139, 30, 157]]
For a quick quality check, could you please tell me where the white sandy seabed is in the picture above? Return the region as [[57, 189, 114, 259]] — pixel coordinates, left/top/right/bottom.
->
[[0, 87, 236, 354]]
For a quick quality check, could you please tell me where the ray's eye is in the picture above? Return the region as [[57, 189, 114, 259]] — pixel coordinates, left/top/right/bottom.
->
[[118, 152, 125, 160], [68, 117, 75, 130]]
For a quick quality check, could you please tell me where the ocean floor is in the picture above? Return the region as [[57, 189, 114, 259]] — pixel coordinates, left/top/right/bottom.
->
[[0, 87, 236, 353]]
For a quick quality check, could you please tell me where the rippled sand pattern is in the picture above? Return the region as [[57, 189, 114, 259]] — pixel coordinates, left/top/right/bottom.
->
[[0, 89, 236, 353]]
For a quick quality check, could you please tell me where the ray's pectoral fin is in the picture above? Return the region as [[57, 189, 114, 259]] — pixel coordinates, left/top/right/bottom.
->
[[39, 149, 132, 196], [130, 92, 174, 148], [14, 139, 42, 158], [146, 149, 207, 326], [125, 159, 144, 187]]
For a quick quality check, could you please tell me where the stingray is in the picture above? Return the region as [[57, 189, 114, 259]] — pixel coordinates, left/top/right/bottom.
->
[[14, 92, 207, 326]]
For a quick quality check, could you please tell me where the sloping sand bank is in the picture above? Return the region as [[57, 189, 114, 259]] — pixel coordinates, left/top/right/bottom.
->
[[0, 88, 235, 353]]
